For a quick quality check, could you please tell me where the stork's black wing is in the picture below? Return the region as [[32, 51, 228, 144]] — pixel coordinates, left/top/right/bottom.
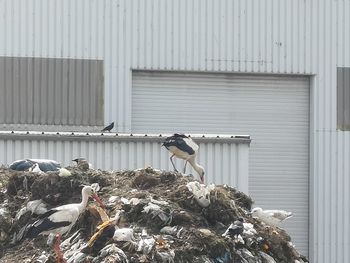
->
[[162, 135, 195, 155]]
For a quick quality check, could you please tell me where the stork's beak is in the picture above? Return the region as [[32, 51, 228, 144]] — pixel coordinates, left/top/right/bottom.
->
[[91, 193, 105, 209], [200, 175, 205, 184]]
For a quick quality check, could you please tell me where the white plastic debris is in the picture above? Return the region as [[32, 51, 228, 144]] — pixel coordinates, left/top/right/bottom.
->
[[28, 200, 48, 214], [94, 244, 128, 263], [107, 196, 119, 206], [160, 226, 184, 238], [141, 229, 148, 237], [243, 222, 257, 237], [259, 251, 277, 263], [129, 198, 141, 205], [46, 233, 56, 246], [156, 250, 175, 263], [137, 237, 156, 255], [113, 228, 134, 242], [142, 202, 161, 213], [120, 197, 141, 206], [150, 198, 169, 205], [59, 168, 72, 177], [239, 248, 255, 260], [56, 234, 84, 262], [36, 252, 49, 263], [15, 207, 27, 220], [142, 202, 170, 223], [186, 181, 215, 208], [90, 183, 100, 192], [0, 207, 8, 217], [66, 252, 86, 263], [15, 199, 48, 220]]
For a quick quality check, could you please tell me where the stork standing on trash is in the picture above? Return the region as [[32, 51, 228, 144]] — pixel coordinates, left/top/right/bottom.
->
[[25, 186, 105, 263], [162, 133, 205, 183]]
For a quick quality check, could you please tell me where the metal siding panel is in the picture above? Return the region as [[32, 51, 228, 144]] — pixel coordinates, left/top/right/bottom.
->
[[75, 59, 83, 125], [5, 57, 12, 123], [40, 58, 48, 124], [0, 58, 5, 123], [82, 60, 90, 126], [337, 68, 344, 129], [47, 58, 55, 125], [344, 68, 350, 129], [54, 59, 62, 125], [12, 57, 20, 124], [19, 57, 27, 124], [0, 56, 105, 128], [337, 67, 350, 130]]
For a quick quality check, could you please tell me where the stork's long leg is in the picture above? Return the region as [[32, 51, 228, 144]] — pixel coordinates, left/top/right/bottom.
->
[[170, 154, 178, 172], [183, 160, 188, 173], [53, 234, 67, 263]]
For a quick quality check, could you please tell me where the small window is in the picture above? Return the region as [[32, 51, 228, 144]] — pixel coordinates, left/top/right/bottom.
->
[[337, 67, 350, 131], [0, 56, 104, 129]]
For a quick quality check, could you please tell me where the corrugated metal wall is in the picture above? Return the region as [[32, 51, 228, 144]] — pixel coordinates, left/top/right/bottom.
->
[[0, 0, 349, 262], [0, 132, 250, 193], [0, 56, 104, 127], [337, 67, 350, 131]]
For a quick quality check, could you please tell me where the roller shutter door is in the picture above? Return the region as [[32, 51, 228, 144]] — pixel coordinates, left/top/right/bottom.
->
[[132, 71, 309, 256]]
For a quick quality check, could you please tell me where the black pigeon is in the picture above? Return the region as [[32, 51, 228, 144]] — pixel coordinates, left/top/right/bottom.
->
[[222, 218, 244, 238], [101, 122, 114, 132]]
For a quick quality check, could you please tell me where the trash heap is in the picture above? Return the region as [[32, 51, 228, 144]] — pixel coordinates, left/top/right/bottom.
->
[[0, 166, 308, 263]]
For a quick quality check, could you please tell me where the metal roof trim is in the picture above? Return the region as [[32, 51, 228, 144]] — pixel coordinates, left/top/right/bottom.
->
[[0, 131, 251, 144]]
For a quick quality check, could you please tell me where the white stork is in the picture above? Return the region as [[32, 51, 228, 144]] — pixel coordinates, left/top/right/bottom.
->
[[25, 186, 105, 263], [250, 207, 293, 226], [162, 133, 205, 183]]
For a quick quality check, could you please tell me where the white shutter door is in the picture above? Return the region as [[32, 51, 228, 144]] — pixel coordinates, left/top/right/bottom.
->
[[132, 71, 309, 256]]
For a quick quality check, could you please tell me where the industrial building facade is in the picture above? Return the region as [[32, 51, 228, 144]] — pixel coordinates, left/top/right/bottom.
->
[[0, 1, 349, 262]]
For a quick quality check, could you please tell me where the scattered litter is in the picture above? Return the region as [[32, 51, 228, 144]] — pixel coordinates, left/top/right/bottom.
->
[[186, 181, 215, 207], [36, 252, 49, 263], [137, 237, 156, 254], [91, 183, 101, 192], [0, 167, 308, 263], [113, 228, 134, 242], [15, 199, 48, 220], [259, 251, 277, 263], [59, 168, 72, 177]]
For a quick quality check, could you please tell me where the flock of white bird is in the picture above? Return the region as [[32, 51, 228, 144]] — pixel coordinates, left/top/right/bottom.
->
[[8, 132, 294, 263]]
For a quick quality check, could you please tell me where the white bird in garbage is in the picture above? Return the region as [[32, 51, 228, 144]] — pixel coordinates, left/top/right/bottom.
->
[[162, 133, 205, 183], [250, 207, 293, 226], [25, 186, 105, 263]]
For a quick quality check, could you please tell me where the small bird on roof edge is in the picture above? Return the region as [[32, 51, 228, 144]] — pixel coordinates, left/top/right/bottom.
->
[[162, 133, 205, 183], [101, 122, 114, 132]]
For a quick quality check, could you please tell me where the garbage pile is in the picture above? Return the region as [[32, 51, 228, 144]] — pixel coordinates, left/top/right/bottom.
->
[[0, 166, 308, 263]]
